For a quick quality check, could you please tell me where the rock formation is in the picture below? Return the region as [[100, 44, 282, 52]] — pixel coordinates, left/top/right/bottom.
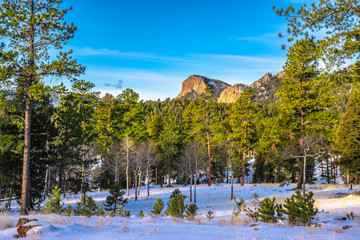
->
[[218, 84, 247, 103], [176, 75, 230, 100]]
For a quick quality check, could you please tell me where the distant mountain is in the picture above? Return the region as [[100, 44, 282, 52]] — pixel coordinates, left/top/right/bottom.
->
[[176, 72, 285, 104], [176, 75, 230, 100]]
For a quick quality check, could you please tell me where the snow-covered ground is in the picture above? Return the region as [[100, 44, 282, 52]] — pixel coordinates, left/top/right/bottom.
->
[[1, 183, 360, 239]]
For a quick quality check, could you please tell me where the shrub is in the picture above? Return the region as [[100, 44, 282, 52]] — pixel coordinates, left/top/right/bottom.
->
[[282, 191, 318, 226], [151, 198, 164, 216], [64, 204, 73, 216], [104, 183, 128, 213], [75, 196, 97, 217], [166, 189, 186, 218], [206, 211, 214, 220], [185, 203, 198, 220], [97, 204, 105, 216], [116, 206, 130, 217], [138, 210, 144, 218], [244, 193, 260, 221], [43, 186, 63, 214], [258, 197, 283, 223], [233, 197, 246, 217]]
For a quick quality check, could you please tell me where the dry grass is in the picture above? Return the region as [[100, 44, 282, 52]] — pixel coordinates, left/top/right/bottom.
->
[[117, 220, 130, 233], [217, 218, 228, 226], [195, 218, 207, 225], [332, 226, 343, 233], [0, 214, 15, 230], [48, 215, 75, 225], [356, 218, 360, 226], [95, 217, 111, 231]]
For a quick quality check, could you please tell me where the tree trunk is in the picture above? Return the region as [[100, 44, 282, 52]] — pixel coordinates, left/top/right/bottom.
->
[[138, 171, 141, 196], [155, 168, 158, 185], [189, 175, 193, 202], [207, 129, 211, 186], [241, 154, 245, 186], [134, 171, 138, 201], [297, 163, 303, 189], [126, 147, 130, 196], [355, 171, 359, 184], [168, 165, 171, 186], [21, 97, 32, 215], [147, 165, 150, 197], [231, 174, 234, 200], [303, 156, 307, 197]]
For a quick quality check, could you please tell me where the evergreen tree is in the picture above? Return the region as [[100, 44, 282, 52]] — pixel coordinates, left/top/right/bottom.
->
[[277, 38, 331, 188], [336, 89, 360, 184], [227, 88, 259, 186], [0, 0, 84, 215], [104, 183, 128, 212], [193, 87, 220, 186]]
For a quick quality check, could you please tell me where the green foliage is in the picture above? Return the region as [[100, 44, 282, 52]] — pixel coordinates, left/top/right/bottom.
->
[[116, 206, 130, 217], [206, 211, 214, 220], [74, 196, 97, 217], [335, 90, 360, 175], [104, 183, 128, 212], [64, 204, 74, 217], [185, 203, 198, 220], [282, 191, 318, 226], [96, 204, 105, 216], [258, 197, 283, 223], [43, 186, 63, 214], [232, 197, 246, 217], [166, 189, 186, 218], [151, 198, 165, 216], [138, 210, 144, 218]]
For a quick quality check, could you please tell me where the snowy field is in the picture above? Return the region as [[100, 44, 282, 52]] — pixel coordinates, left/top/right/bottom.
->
[[1, 183, 360, 240]]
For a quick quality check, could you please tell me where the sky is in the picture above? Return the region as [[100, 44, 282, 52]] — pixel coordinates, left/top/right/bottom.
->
[[61, 0, 307, 100]]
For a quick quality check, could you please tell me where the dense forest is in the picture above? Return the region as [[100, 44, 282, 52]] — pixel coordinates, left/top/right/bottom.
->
[[0, 0, 359, 216]]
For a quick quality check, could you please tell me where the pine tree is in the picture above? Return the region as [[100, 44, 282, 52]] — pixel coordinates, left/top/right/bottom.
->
[[0, 0, 84, 215], [193, 87, 220, 186], [274, 0, 360, 66], [277, 38, 331, 189], [104, 183, 128, 213], [336, 89, 360, 184], [227, 88, 259, 186]]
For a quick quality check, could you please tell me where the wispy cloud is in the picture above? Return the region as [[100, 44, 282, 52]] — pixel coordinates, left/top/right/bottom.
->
[[73, 47, 192, 63], [199, 54, 285, 64]]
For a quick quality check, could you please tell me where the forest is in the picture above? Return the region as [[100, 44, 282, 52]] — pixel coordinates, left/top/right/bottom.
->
[[0, 0, 359, 219]]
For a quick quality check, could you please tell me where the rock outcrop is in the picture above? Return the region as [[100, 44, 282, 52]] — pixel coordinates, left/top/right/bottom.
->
[[176, 72, 285, 104], [176, 75, 230, 100], [218, 84, 247, 103]]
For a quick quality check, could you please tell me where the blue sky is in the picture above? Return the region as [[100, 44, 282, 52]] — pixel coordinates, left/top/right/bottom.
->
[[62, 0, 306, 100]]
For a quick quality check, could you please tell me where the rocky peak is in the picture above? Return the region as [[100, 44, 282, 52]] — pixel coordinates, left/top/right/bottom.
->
[[176, 75, 230, 100], [218, 84, 247, 103]]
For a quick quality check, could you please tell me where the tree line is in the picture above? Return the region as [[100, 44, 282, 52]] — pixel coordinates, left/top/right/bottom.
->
[[0, 0, 359, 215]]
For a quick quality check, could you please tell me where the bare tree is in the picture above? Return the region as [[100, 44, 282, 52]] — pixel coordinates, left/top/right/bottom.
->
[[179, 142, 205, 203], [122, 135, 134, 197], [133, 142, 152, 201], [283, 132, 326, 196]]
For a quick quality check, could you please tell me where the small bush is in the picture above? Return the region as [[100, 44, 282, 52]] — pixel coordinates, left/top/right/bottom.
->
[[233, 197, 246, 217], [206, 211, 214, 220], [116, 206, 130, 217], [104, 183, 128, 213], [138, 210, 144, 218], [97, 204, 105, 216], [185, 203, 198, 220], [258, 197, 283, 223], [64, 204, 73, 216], [74, 196, 97, 217], [151, 198, 164, 216], [282, 191, 318, 226], [43, 186, 63, 214], [166, 189, 186, 218]]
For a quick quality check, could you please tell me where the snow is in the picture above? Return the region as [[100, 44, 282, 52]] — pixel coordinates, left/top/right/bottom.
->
[[1, 184, 360, 239]]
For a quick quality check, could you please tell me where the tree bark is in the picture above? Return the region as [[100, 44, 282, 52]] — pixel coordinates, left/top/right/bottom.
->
[[21, 97, 32, 215], [355, 171, 359, 184], [297, 163, 303, 189], [207, 129, 211, 186], [241, 154, 245, 186]]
